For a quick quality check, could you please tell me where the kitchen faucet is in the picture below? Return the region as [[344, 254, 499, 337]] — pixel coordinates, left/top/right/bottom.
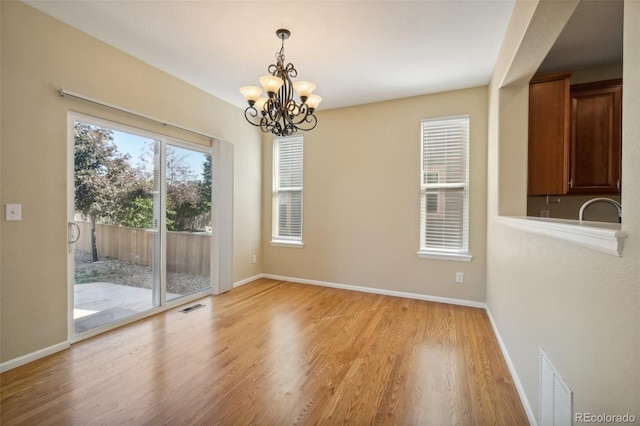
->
[[578, 198, 622, 223]]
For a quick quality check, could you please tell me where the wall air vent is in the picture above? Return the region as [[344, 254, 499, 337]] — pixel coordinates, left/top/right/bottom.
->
[[539, 347, 573, 425], [179, 304, 205, 313]]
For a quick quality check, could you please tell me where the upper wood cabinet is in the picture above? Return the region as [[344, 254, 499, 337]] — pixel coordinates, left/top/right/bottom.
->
[[569, 79, 622, 194], [528, 72, 571, 195], [528, 73, 622, 195]]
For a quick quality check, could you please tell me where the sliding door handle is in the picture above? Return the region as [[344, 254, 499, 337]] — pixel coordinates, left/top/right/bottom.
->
[[68, 222, 80, 244]]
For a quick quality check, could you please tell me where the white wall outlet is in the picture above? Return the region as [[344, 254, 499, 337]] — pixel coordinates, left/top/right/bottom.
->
[[252, 254, 257, 264], [5, 204, 21, 221], [455, 272, 464, 283]]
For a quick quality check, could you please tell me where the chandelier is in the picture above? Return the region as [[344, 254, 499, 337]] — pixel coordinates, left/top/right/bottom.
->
[[240, 29, 322, 137]]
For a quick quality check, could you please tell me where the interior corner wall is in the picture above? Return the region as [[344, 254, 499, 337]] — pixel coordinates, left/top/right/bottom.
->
[[0, 1, 262, 363], [487, 0, 640, 419], [262, 87, 488, 303]]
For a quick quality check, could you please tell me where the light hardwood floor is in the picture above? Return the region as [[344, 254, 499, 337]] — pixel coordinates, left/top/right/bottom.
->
[[0, 279, 528, 425]]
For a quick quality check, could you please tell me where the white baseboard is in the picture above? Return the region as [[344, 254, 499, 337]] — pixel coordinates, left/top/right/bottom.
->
[[233, 274, 264, 288], [0, 341, 70, 373], [261, 273, 486, 308], [485, 306, 537, 425]]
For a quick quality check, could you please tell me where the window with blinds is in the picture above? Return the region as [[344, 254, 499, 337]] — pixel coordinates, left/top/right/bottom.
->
[[272, 136, 303, 244], [419, 115, 471, 260]]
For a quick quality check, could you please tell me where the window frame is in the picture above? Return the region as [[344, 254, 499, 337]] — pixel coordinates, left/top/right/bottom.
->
[[418, 114, 472, 262], [270, 135, 304, 248]]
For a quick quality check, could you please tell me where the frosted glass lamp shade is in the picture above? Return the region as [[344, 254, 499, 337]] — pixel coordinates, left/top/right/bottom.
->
[[240, 86, 262, 104], [259, 75, 285, 95], [293, 81, 316, 101], [306, 94, 322, 110]]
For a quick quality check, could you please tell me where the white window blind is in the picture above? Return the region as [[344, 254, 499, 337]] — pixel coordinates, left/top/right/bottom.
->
[[419, 115, 470, 259], [272, 136, 303, 243]]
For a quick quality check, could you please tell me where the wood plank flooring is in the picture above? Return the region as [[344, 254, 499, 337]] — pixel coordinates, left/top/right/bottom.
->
[[0, 279, 529, 425]]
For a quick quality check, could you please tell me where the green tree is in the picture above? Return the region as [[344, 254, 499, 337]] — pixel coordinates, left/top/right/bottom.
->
[[134, 144, 212, 231], [74, 122, 142, 261], [165, 148, 199, 230], [120, 196, 153, 228], [198, 155, 212, 215]]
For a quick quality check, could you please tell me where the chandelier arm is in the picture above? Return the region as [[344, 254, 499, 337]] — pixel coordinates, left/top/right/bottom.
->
[[244, 106, 286, 137], [265, 96, 283, 124], [281, 100, 317, 128], [293, 113, 318, 132], [284, 63, 297, 79], [243, 106, 264, 128]]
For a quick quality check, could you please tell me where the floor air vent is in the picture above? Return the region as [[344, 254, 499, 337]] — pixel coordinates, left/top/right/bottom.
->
[[179, 303, 205, 313]]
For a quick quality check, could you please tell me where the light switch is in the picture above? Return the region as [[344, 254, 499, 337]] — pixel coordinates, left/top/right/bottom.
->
[[6, 204, 22, 221]]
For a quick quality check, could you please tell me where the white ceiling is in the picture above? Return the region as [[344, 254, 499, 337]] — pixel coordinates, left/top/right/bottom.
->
[[24, 0, 517, 111]]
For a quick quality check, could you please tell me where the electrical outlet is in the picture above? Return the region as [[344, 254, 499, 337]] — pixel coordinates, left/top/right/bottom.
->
[[455, 272, 464, 283], [252, 254, 257, 264]]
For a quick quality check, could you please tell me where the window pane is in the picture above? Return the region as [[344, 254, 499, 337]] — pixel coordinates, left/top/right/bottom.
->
[[422, 117, 469, 184], [276, 137, 303, 189], [423, 188, 465, 250], [426, 192, 439, 213], [165, 145, 212, 301], [425, 171, 439, 185], [73, 122, 160, 334], [276, 191, 302, 238]]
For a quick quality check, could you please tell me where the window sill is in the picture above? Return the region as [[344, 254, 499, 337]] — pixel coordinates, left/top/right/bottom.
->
[[417, 251, 473, 262], [270, 240, 304, 248], [496, 216, 627, 257]]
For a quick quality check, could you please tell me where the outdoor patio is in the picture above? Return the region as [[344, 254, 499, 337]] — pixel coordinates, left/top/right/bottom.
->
[[74, 282, 182, 333], [73, 242, 211, 333]]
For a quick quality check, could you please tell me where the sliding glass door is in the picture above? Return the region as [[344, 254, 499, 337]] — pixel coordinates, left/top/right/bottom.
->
[[69, 114, 212, 337]]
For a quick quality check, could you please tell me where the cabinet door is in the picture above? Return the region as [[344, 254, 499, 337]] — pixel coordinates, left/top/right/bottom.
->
[[569, 80, 622, 194], [528, 74, 571, 195]]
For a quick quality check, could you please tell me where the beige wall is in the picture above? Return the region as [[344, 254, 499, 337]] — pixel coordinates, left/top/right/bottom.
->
[[262, 87, 488, 302], [487, 0, 639, 418], [0, 2, 262, 362]]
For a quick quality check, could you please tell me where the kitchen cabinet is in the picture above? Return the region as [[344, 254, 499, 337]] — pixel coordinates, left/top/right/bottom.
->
[[569, 79, 622, 194], [528, 72, 571, 195], [528, 73, 622, 195]]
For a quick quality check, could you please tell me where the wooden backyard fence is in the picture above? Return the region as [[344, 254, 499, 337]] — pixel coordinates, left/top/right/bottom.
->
[[75, 222, 211, 275]]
